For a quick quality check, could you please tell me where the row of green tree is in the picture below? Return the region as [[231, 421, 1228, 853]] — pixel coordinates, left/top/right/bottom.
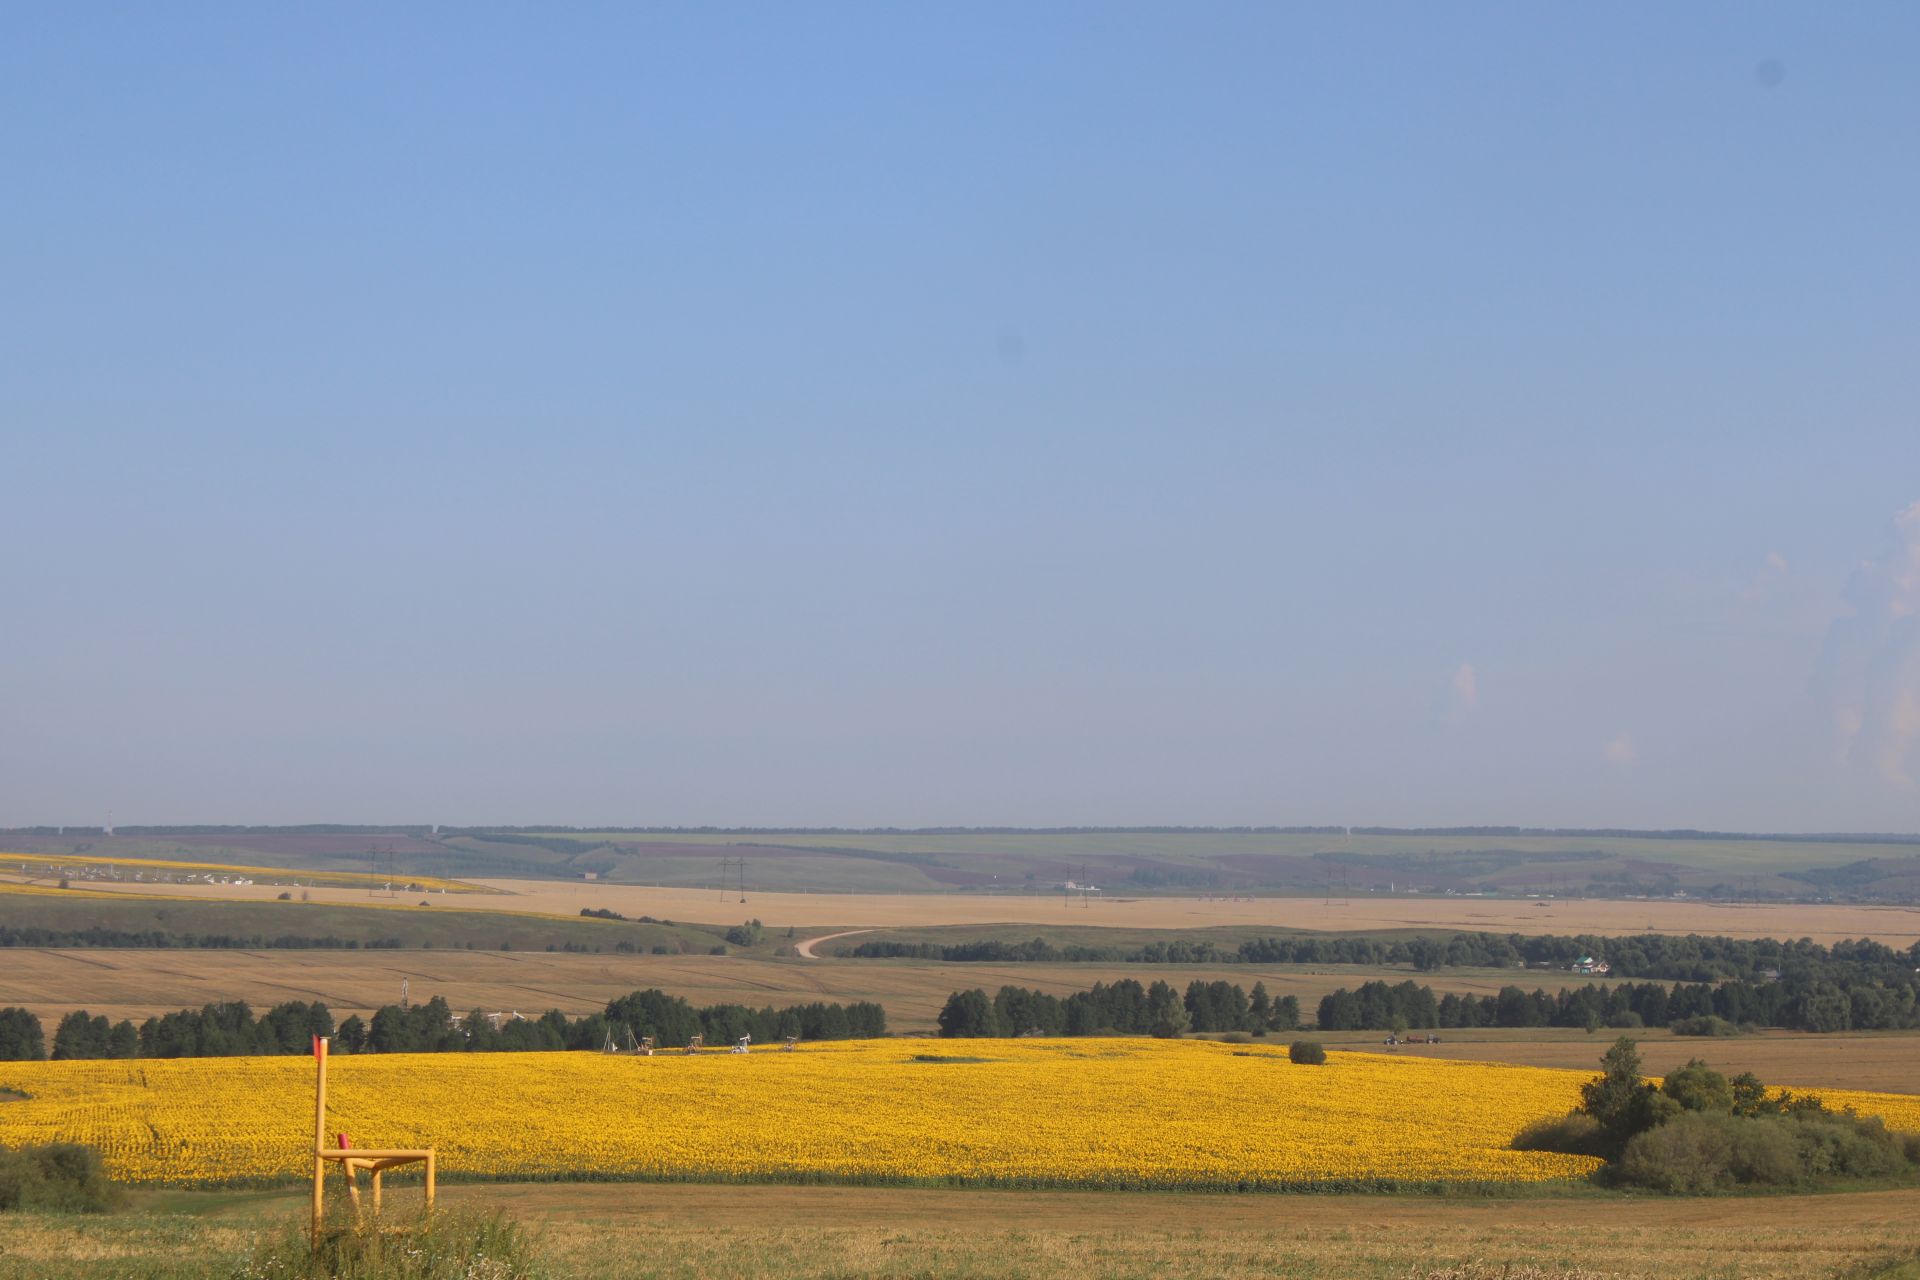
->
[[1315, 973, 1919, 1033], [848, 931, 1920, 985], [0, 990, 887, 1061], [936, 979, 1302, 1039]]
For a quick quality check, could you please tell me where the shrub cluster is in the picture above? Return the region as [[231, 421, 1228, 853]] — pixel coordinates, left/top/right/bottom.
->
[[0, 1143, 119, 1213], [1514, 1037, 1920, 1191], [243, 1205, 542, 1278]]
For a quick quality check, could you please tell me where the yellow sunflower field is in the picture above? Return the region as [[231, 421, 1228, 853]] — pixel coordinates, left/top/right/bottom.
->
[[1, 1039, 1914, 1191]]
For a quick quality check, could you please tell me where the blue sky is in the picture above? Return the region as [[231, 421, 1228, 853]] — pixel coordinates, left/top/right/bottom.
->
[[3, 5, 1916, 829]]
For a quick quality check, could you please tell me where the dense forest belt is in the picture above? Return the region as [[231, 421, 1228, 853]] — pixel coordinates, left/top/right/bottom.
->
[[25, 877, 1920, 945]]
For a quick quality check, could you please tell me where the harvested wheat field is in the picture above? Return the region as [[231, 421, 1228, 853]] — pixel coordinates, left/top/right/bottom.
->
[[461, 1181, 1920, 1280], [1320, 1027, 1920, 1094]]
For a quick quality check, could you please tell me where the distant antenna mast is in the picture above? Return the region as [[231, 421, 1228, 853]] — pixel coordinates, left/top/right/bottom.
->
[[716, 856, 747, 902], [105, 809, 114, 838], [401, 978, 410, 1009]]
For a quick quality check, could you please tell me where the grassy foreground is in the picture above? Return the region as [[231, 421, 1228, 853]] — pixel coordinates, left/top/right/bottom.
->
[[3, 1183, 1920, 1279]]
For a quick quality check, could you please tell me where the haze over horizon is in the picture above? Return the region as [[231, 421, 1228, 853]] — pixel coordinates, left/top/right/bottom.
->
[[4, 7, 1918, 832]]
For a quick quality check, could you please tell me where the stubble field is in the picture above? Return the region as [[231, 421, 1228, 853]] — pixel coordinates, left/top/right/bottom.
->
[[6, 1182, 1920, 1279]]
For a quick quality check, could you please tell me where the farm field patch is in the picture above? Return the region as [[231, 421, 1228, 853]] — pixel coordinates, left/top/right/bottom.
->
[[34, 876, 1920, 944], [0, 948, 1643, 1043], [0, 850, 485, 894], [3, 1041, 1916, 1195], [528, 827, 1911, 872], [0, 1041, 1630, 1190], [1314, 1027, 1920, 1095]]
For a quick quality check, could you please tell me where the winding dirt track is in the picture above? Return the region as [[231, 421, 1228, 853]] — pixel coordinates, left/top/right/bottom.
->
[[795, 929, 873, 959]]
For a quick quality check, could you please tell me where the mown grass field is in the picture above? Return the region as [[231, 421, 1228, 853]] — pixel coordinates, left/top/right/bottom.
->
[[3, 1183, 1919, 1279]]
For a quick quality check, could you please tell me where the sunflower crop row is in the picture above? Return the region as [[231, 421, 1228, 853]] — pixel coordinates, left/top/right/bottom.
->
[[0, 1040, 1911, 1191]]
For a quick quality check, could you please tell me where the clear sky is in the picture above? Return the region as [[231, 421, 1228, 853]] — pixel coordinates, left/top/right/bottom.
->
[[3, 5, 1917, 831]]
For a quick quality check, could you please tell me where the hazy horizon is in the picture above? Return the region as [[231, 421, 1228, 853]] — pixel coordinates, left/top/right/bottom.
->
[[5, 7, 1918, 832]]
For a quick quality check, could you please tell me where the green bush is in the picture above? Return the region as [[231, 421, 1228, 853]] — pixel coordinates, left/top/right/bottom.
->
[[1614, 1111, 1743, 1192], [1669, 1015, 1741, 1037], [1288, 1040, 1327, 1065], [1660, 1059, 1734, 1113], [0, 1142, 121, 1213], [1614, 1109, 1918, 1192], [1511, 1111, 1607, 1158]]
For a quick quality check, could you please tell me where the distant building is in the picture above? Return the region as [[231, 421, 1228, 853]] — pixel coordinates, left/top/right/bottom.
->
[[1572, 955, 1611, 976]]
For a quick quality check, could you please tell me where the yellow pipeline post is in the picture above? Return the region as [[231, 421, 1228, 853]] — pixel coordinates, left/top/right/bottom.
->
[[310, 1035, 328, 1246]]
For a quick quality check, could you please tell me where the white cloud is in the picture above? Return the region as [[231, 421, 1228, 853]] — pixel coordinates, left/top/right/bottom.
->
[[1766, 550, 1789, 573], [1603, 732, 1637, 766], [1451, 663, 1479, 710]]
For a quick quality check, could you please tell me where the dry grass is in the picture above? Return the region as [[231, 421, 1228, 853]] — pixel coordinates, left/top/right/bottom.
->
[[4, 1183, 1915, 1279], [361, 1182, 1920, 1279], [38, 875, 1920, 944]]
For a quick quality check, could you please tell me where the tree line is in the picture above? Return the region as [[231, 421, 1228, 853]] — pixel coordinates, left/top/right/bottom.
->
[[0, 989, 887, 1061], [936, 979, 1301, 1039], [1315, 973, 1920, 1033], [848, 931, 1920, 985]]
